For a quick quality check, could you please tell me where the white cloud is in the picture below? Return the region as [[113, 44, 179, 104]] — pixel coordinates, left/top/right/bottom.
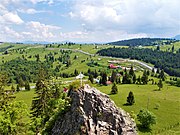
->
[[30, 0, 55, 4], [0, 26, 23, 41], [25, 21, 60, 40], [70, 0, 180, 39], [2, 12, 24, 24], [17, 8, 46, 14], [60, 31, 88, 39], [1, 0, 180, 42]]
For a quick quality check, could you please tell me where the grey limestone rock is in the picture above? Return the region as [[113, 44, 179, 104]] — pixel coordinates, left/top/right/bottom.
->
[[51, 84, 137, 135]]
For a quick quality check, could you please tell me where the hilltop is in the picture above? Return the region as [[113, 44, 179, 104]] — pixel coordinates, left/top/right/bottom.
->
[[108, 38, 177, 46]]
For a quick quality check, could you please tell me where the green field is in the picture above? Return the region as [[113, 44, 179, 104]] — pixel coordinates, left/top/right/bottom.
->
[[1, 42, 180, 134], [95, 83, 180, 134], [142, 42, 180, 52]]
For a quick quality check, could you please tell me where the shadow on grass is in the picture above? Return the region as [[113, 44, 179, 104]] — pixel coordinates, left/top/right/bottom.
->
[[108, 93, 118, 95], [137, 124, 152, 133], [153, 89, 161, 91], [123, 103, 132, 106]]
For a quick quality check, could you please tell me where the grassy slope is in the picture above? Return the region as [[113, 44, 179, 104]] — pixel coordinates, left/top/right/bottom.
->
[[142, 41, 180, 52], [95, 83, 180, 135], [15, 89, 35, 110], [1, 43, 180, 134]]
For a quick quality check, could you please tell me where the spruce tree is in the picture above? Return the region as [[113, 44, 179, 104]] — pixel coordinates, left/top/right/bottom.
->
[[16, 84, 20, 92], [141, 70, 148, 84], [94, 69, 98, 78], [101, 72, 107, 85], [88, 74, 94, 84], [111, 70, 117, 83], [157, 79, 163, 90], [74, 69, 79, 76], [159, 69, 165, 81], [129, 66, 134, 77], [25, 81, 30, 90], [111, 83, 118, 94], [127, 91, 135, 105], [133, 74, 136, 84]]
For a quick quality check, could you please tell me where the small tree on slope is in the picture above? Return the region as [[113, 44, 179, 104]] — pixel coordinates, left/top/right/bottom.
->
[[127, 91, 135, 105], [111, 83, 118, 94]]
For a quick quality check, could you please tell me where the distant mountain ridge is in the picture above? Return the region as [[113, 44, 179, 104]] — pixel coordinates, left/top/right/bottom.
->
[[108, 38, 177, 46], [173, 35, 180, 40]]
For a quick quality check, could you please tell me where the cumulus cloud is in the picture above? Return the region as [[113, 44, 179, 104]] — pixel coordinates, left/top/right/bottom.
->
[[0, 26, 23, 41], [2, 12, 24, 24], [0, 1, 24, 25], [24, 21, 61, 40], [0, 0, 179, 42], [70, 0, 180, 38]]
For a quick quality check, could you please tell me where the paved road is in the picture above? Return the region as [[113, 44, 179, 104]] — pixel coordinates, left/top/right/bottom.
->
[[128, 59, 156, 71], [47, 48, 95, 56], [47, 47, 155, 71]]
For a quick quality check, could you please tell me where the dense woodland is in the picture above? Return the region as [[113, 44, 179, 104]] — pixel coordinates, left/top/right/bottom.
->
[[108, 38, 177, 46], [97, 47, 180, 77], [0, 45, 14, 52], [0, 58, 52, 83]]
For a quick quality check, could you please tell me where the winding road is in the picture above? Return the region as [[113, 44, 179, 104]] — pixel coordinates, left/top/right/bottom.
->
[[47, 47, 156, 71]]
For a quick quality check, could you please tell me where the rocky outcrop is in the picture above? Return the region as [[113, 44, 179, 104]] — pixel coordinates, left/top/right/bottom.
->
[[52, 84, 137, 135]]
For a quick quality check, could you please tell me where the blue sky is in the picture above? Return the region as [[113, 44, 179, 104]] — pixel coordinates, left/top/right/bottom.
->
[[0, 0, 180, 42]]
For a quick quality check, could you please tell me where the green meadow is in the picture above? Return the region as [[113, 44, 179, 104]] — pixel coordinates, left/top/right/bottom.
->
[[1, 42, 180, 134], [95, 83, 180, 135]]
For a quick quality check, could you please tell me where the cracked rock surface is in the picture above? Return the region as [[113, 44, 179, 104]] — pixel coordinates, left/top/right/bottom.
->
[[52, 84, 137, 135]]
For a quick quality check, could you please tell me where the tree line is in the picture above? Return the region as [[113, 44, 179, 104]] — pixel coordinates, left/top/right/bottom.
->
[[108, 38, 177, 46], [97, 47, 180, 77]]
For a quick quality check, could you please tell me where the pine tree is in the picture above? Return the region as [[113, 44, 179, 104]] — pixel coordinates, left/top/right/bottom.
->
[[94, 69, 98, 78], [133, 74, 136, 84], [156, 68, 160, 74], [88, 74, 94, 84], [25, 81, 30, 90], [111, 70, 117, 83], [127, 91, 135, 105], [18, 77, 24, 90], [129, 66, 134, 77], [11, 85, 15, 92], [101, 72, 107, 85], [157, 79, 163, 90], [122, 72, 128, 84], [32, 68, 50, 118], [156, 45, 160, 51], [137, 76, 141, 84], [31, 80, 51, 118], [151, 68, 155, 76], [171, 45, 174, 52], [141, 70, 148, 84], [159, 69, 165, 81], [111, 83, 118, 94], [74, 69, 79, 76], [116, 76, 121, 84], [16, 84, 20, 92]]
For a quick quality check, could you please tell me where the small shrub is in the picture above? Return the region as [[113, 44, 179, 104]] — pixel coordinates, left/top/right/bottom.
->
[[154, 103, 160, 110], [137, 109, 156, 129]]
